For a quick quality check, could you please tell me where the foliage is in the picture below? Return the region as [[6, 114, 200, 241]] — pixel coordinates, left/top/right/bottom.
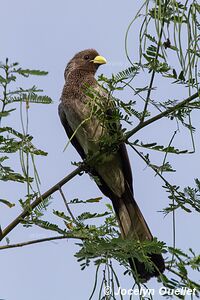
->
[[1, 0, 200, 299], [0, 59, 52, 208]]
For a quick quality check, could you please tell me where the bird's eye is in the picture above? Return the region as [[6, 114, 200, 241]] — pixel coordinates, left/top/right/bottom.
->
[[84, 55, 90, 60]]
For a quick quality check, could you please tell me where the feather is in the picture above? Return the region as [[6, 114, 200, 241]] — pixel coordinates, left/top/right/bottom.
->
[[59, 49, 165, 281]]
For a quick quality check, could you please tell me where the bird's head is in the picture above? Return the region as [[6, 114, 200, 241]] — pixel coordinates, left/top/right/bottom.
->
[[64, 49, 107, 80]]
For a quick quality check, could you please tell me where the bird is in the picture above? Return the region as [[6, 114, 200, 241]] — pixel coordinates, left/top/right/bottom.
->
[[58, 49, 165, 281]]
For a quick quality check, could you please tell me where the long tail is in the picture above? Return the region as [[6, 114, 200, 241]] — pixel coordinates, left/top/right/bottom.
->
[[111, 183, 165, 282]]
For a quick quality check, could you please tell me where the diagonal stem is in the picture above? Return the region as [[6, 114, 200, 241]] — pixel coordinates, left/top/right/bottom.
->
[[126, 88, 200, 139], [0, 165, 83, 241], [0, 234, 89, 250], [59, 187, 78, 224], [140, 0, 169, 123]]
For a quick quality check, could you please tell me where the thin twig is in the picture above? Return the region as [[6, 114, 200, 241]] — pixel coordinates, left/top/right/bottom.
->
[[0, 234, 89, 250], [125, 88, 200, 140], [140, 0, 170, 123], [128, 143, 178, 195], [166, 267, 200, 289], [59, 187, 78, 224]]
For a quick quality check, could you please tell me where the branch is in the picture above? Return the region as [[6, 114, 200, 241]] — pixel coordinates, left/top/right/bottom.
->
[[0, 233, 89, 250], [128, 143, 200, 213], [59, 187, 78, 224], [140, 0, 169, 123], [166, 266, 200, 289], [0, 165, 83, 241], [126, 89, 200, 139], [128, 143, 170, 187], [1, 89, 199, 242]]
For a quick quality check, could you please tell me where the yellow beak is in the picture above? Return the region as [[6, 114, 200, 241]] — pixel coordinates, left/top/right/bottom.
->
[[91, 55, 107, 65]]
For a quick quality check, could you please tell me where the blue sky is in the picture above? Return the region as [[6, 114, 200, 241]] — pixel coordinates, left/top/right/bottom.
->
[[0, 1, 200, 299]]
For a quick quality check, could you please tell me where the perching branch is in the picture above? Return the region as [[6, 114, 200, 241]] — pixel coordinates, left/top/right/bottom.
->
[[0, 165, 83, 242], [1, 87, 200, 243]]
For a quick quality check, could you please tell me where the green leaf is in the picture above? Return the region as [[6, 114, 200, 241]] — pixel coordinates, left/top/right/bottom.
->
[[86, 197, 102, 203], [144, 33, 158, 44], [173, 69, 177, 79], [178, 70, 185, 81], [14, 69, 48, 77], [28, 94, 53, 104], [113, 65, 140, 82], [0, 162, 33, 183], [150, 162, 176, 173], [146, 45, 164, 59], [105, 203, 113, 212], [32, 197, 51, 217], [77, 211, 110, 221], [0, 109, 16, 117], [0, 156, 9, 163], [12, 94, 53, 104], [0, 75, 6, 83], [0, 199, 15, 208], [0, 126, 24, 139], [32, 219, 66, 234], [53, 210, 72, 222], [69, 197, 102, 204], [169, 45, 179, 51], [133, 140, 188, 154]]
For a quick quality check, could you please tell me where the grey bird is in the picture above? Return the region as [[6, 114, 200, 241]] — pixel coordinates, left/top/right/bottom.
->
[[58, 49, 165, 281]]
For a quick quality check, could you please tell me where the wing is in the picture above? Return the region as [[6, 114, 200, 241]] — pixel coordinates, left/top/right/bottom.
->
[[59, 84, 133, 196], [98, 85, 133, 193], [58, 102, 86, 160], [58, 101, 120, 199]]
